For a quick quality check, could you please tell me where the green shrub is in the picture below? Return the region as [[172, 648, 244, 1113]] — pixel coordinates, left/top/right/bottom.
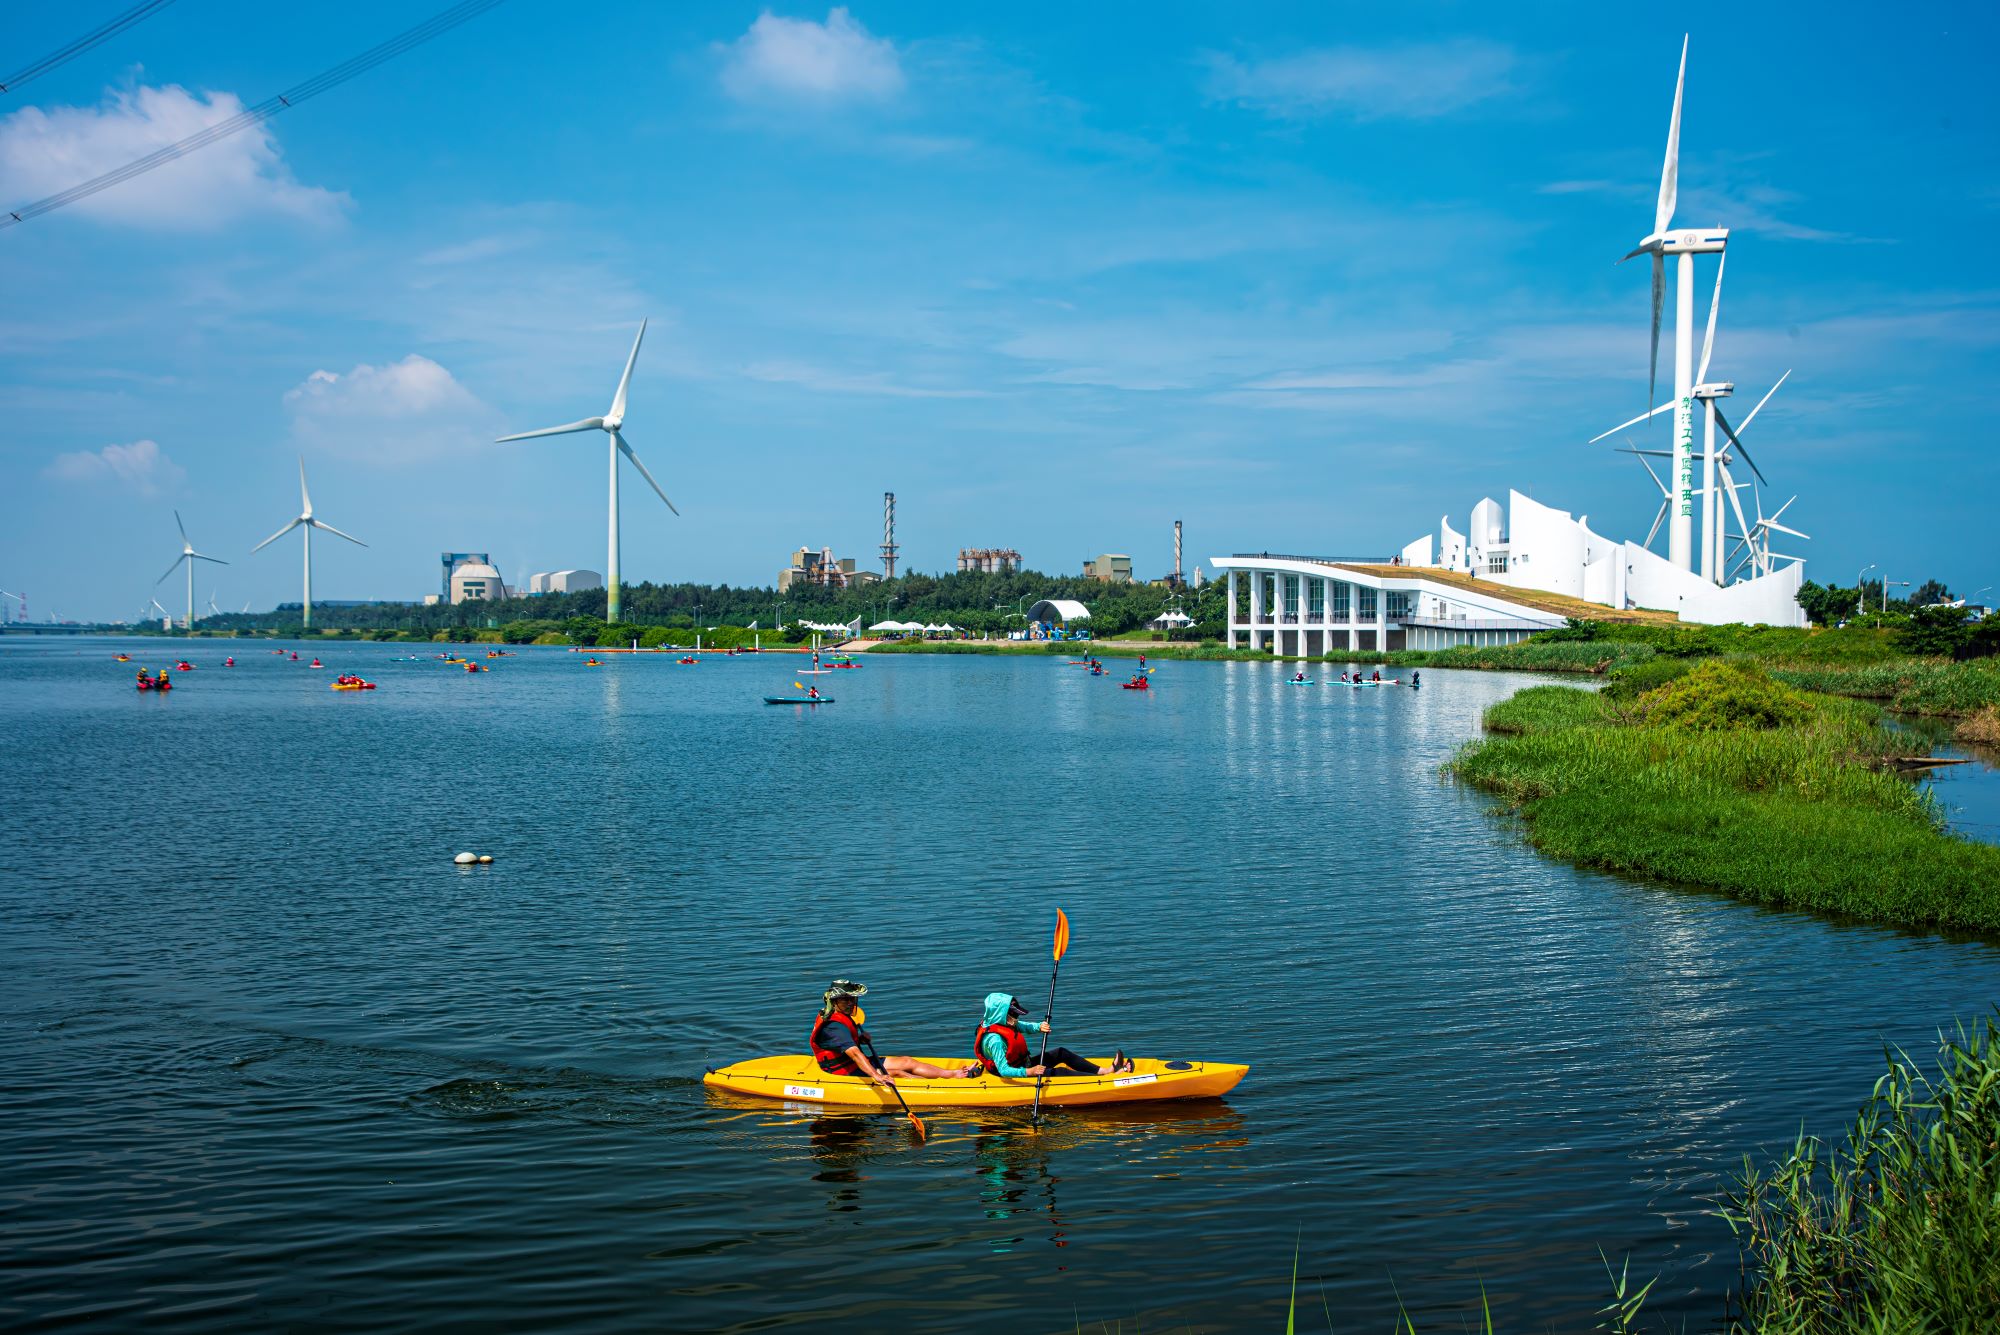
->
[[1603, 655, 1692, 701], [1636, 662, 1817, 731], [530, 632, 567, 646], [1897, 604, 1975, 658]]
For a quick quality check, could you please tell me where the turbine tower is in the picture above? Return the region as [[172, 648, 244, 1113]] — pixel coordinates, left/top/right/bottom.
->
[[1621, 36, 1727, 573], [156, 511, 228, 632], [253, 459, 366, 630], [494, 320, 675, 624]]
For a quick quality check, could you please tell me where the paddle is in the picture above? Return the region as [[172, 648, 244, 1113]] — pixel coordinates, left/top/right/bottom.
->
[[860, 1037, 927, 1142], [1030, 908, 1071, 1128]]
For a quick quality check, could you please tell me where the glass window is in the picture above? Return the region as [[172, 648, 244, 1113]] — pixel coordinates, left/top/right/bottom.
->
[[1386, 591, 1412, 620], [1308, 579, 1325, 616], [1282, 575, 1298, 616], [1358, 585, 1377, 620], [1331, 581, 1351, 620], [1488, 554, 1509, 573]]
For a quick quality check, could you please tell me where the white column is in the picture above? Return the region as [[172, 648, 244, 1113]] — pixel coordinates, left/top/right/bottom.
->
[[1226, 570, 1238, 649], [1375, 582, 1388, 653], [1249, 569, 1263, 652]]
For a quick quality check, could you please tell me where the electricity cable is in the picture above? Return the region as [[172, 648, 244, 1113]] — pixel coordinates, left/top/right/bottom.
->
[[1, 0, 178, 95], [2, 0, 505, 231]]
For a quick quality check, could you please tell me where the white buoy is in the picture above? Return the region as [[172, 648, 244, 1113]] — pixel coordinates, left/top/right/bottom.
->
[[454, 852, 477, 864], [477, 855, 493, 864]]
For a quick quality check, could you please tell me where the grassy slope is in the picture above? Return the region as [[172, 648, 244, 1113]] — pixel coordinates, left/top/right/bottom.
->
[[1449, 681, 2000, 934]]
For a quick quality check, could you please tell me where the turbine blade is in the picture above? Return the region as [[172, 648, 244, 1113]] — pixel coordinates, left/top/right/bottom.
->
[[1721, 462, 1754, 545], [309, 518, 367, 547], [252, 517, 304, 552], [1771, 495, 1797, 522], [1632, 449, 1670, 499], [1611, 446, 1675, 459], [1648, 252, 1664, 411], [175, 509, 189, 544], [495, 418, 604, 442], [1712, 408, 1767, 486], [1657, 35, 1686, 236], [1645, 499, 1669, 549], [299, 456, 313, 515], [1736, 369, 1791, 436], [614, 431, 678, 515], [1697, 249, 1725, 383], [155, 553, 186, 585], [190, 551, 230, 565], [607, 319, 646, 422], [1767, 522, 1810, 541], [1590, 400, 1674, 443]]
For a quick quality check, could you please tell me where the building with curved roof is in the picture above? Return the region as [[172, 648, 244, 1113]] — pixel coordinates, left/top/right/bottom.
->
[[449, 563, 507, 604], [1027, 599, 1089, 625]]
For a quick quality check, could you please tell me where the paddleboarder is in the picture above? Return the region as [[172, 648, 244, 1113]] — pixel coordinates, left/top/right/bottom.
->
[[810, 980, 980, 1084]]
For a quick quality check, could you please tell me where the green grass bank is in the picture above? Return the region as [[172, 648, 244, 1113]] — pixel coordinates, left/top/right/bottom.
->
[[1446, 662, 2000, 934]]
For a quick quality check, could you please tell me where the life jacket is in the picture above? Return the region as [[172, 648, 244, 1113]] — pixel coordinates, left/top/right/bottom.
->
[[973, 1020, 1031, 1074], [810, 1011, 869, 1074]]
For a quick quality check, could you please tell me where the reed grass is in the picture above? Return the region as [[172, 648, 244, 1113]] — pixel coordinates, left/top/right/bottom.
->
[[1719, 1013, 2000, 1332]]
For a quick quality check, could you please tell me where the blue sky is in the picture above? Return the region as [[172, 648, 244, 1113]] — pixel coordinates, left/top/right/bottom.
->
[[3, 1, 1995, 620]]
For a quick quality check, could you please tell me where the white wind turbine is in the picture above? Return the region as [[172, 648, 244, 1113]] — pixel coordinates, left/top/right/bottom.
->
[[155, 511, 228, 632], [148, 596, 171, 629], [1731, 490, 1810, 581], [1620, 35, 1728, 574], [1593, 242, 1794, 583], [494, 320, 676, 624], [253, 458, 366, 630]]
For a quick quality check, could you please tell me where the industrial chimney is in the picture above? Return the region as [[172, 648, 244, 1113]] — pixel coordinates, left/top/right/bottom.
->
[[881, 491, 898, 581]]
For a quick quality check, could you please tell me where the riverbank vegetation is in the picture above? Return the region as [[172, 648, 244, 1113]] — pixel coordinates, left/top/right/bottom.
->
[[1447, 662, 2000, 933], [1720, 1013, 2000, 1332]]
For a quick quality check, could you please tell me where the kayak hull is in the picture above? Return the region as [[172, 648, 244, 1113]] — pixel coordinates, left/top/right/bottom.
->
[[703, 1055, 1246, 1109], [764, 697, 833, 704]]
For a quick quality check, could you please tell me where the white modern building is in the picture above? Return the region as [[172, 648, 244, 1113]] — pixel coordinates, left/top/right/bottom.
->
[[1212, 554, 1567, 656], [1399, 490, 1805, 627], [527, 569, 603, 595]]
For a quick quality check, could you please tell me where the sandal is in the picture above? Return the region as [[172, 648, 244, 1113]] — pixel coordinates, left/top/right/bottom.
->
[[1112, 1050, 1134, 1075], [960, 1062, 984, 1079]]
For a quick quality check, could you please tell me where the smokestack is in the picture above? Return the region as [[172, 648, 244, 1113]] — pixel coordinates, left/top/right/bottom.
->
[[1174, 519, 1183, 583], [880, 491, 898, 580]]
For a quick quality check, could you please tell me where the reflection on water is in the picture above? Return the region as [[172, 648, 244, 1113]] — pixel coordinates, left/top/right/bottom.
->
[[2, 637, 1997, 1333]]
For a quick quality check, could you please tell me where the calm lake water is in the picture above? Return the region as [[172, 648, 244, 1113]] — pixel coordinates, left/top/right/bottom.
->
[[3, 637, 1996, 1333]]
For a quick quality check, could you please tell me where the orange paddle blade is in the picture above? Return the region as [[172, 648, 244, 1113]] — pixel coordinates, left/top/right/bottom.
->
[[1053, 907, 1070, 962]]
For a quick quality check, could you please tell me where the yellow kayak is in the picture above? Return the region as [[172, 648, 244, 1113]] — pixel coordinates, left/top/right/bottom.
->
[[703, 1055, 1246, 1109]]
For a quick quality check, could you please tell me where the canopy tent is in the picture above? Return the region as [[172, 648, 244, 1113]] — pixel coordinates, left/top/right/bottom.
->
[[1147, 610, 1194, 629]]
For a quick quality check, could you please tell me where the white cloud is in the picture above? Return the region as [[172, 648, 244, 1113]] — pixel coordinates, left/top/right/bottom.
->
[[285, 355, 494, 464], [720, 8, 904, 103], [0, 82, 347, 229], [1207, 40, 1519, 120], [42, 438, 185, 494]]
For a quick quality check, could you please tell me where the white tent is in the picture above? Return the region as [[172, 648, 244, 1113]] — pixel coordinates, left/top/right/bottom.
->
[[867, 619, 903, 632]]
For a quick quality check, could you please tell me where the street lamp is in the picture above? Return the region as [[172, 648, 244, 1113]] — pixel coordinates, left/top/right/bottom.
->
[[1856, 564, 1877, 619]]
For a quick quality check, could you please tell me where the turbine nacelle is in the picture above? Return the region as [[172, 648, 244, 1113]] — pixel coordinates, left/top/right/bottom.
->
[[1693, 381, 1734, 401], [1624, 228, 1729, 262]]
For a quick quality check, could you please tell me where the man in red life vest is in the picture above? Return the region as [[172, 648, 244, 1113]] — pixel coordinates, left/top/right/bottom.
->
[[810, 980, 979, 1084], [974, 992, 1134, 1078]]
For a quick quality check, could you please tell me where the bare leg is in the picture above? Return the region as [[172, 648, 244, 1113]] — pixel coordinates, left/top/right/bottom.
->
[[883, 1055, 979, 1079]]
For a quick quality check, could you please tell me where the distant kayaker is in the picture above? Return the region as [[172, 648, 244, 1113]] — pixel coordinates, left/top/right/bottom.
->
[[1292, 671, 1307, 682], [974, 992, 1133, 1078], [1371, 669, 1381, 682], [1411, 671, 1421, 687], [807, 684, 822, 700], [810, 980, 980, 1085]]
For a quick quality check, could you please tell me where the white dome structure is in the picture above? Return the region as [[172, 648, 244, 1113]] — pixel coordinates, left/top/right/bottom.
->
[[450, 563, 508, 604]]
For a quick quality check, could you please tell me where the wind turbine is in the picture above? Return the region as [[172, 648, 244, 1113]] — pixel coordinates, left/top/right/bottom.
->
[[253, 458, 366, 630], [148, 596, 171, 629], [494, 320, 676, 624], [207, 590, 221, 618], [0, 590, 23, 623], [1730, 491, 1809, 581], [1620, 36, 1727, 573], [155, 511, 228, 632]]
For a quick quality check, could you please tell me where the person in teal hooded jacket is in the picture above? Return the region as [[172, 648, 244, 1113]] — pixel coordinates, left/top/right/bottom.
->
[[972, 992, 1134, 1078]]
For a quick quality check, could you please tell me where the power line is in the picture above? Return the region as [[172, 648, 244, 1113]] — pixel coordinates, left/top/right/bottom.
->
[[2, 0, 506, 232], [1, 0, 178, 96]]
